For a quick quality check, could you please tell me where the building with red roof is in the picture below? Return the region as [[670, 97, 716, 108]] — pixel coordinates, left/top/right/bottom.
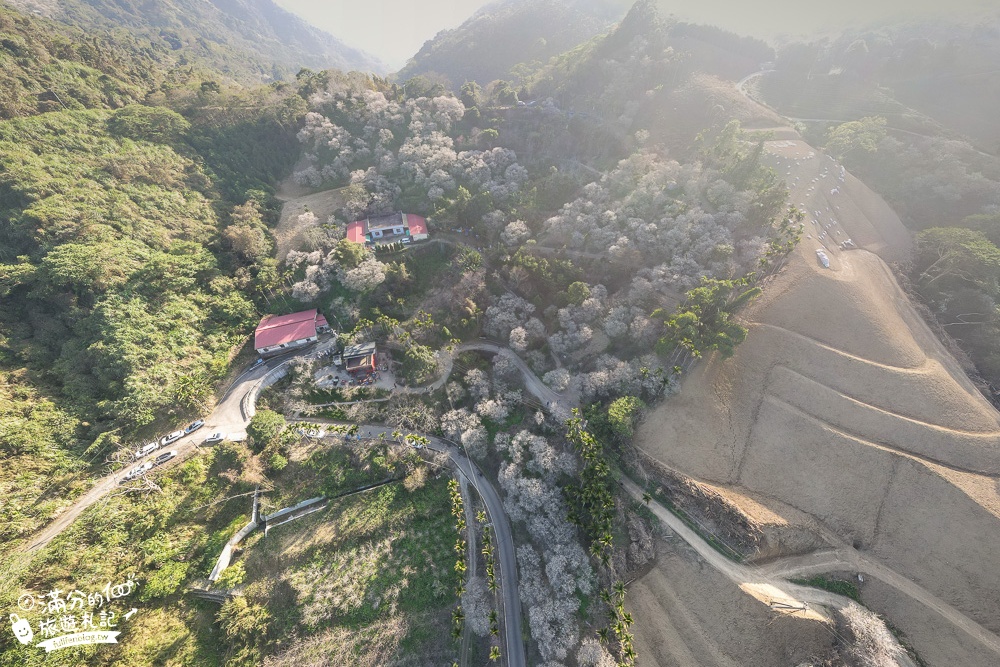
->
[[346, 211, 429, 247], [254, 309, 330, 358]]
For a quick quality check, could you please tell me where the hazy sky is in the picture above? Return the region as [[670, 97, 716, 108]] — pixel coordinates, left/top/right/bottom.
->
[[276, 0, 995, 71], [656, 0, 995, 43], [274, 0, 492, 69]]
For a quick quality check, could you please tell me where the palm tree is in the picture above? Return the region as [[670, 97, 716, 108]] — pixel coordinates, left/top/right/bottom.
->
[[597, 627, 610, 644], [641, 492, 652, 505], [613, 581, 627, 599], [489, 646, 501, 662]]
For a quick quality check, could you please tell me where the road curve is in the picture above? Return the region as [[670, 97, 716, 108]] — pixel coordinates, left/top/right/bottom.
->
[[457, 341, 566, 407], [398, 339, 571, 409], [19, 346, 319, 554], [16, 342, 529, 667], [621, 478, 998, 665]]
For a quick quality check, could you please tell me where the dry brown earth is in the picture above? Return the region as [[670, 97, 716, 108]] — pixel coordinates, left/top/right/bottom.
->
[[634, 134, 1000, 665], [630, 537, 836, 667]]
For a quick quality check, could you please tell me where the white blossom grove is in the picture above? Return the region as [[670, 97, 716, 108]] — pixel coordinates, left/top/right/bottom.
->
[[498, 430, 592, 662], [542, 152, 769, 290], [293, 84, 528, 210]]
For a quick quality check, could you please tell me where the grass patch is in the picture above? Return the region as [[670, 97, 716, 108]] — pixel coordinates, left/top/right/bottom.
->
[[0, 446, 259, 666], [305, 386, 392, 404], [234, 474, 457, 664], [791, 575, 861, 602], [311, 406, 349, 420]]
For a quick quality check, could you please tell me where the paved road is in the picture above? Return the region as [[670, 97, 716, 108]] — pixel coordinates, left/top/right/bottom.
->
[[17, 342, 529, 667], [19, 346, 318, 554], [306, 420, 527, 667], [735, 68, 996, 158], [621, 478, 1000, 666]]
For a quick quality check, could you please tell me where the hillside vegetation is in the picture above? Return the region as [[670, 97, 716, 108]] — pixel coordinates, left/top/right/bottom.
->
[[397, 0, 631, 88], [0, 4, 177, 118], [6, 0, 384, 87], [0, 106, 283, 541]]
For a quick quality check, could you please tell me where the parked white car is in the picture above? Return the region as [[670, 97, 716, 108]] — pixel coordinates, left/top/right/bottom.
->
[[160, 430, 184, 447], [135, 442, 159, 459], [121, 461, 153, 483]]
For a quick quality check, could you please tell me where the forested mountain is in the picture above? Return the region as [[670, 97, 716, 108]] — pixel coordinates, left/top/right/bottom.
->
[[760, 14, 1000, 151], [0, 0, 314, 547], [4, 0, 386, 83], [481, 0, 775, 165], [396, 0, 631, 87]]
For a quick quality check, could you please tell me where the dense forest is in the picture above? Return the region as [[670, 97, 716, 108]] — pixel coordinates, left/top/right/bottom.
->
[[0, 0, 319, 548], [8, 0, 384, 82]]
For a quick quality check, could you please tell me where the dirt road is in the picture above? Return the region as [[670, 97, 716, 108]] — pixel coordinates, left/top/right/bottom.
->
[[635, 126, 1000, 665], [621, 479, 922, 667]]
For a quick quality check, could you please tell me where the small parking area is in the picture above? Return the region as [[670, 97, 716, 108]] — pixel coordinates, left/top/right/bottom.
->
[[312, 363, 396, 391]]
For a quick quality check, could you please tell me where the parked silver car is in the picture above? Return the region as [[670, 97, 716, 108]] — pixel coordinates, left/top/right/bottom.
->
[[152, 450, 177, 467]]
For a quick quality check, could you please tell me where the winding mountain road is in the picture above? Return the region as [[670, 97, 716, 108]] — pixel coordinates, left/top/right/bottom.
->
[[16, 340, 533, 667], [19, 347, 302, 555], [304, 419, 526, 667]]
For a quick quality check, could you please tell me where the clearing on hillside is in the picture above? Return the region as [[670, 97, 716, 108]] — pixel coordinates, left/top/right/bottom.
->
[[223, 476, 457, 666]]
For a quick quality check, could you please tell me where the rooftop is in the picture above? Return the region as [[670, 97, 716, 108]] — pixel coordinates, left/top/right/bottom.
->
[[254, 309, 320, 350], [367, 212, 406, 231], [343, 341, 377, 359]]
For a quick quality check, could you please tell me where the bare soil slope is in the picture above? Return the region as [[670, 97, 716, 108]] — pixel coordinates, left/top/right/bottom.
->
[[630, 537, 836, 667], [636, 136, 1000, 664]]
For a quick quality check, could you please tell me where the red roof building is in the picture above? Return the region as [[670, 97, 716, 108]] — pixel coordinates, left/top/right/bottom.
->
[[254, 309, 331, 357], [346, 211, 429, 246]]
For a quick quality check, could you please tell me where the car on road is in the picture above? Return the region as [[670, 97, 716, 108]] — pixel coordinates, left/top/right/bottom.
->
[[135, 442, 159, 459], [160, 430, 184, 446], [184, 420, 205, 434], [152, 450, 177, 467], [203, 431, 224, 445], [120, 461, 153, 483]]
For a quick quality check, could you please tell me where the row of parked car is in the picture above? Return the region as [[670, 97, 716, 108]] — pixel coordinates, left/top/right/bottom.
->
[[120, 419, 224, 484]]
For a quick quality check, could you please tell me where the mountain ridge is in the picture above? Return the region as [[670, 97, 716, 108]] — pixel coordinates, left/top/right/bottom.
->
[[4, 0, 387, 80]]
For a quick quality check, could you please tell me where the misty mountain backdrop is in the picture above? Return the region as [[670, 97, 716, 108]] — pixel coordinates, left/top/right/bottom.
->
[[4, 0, 386, 82]]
